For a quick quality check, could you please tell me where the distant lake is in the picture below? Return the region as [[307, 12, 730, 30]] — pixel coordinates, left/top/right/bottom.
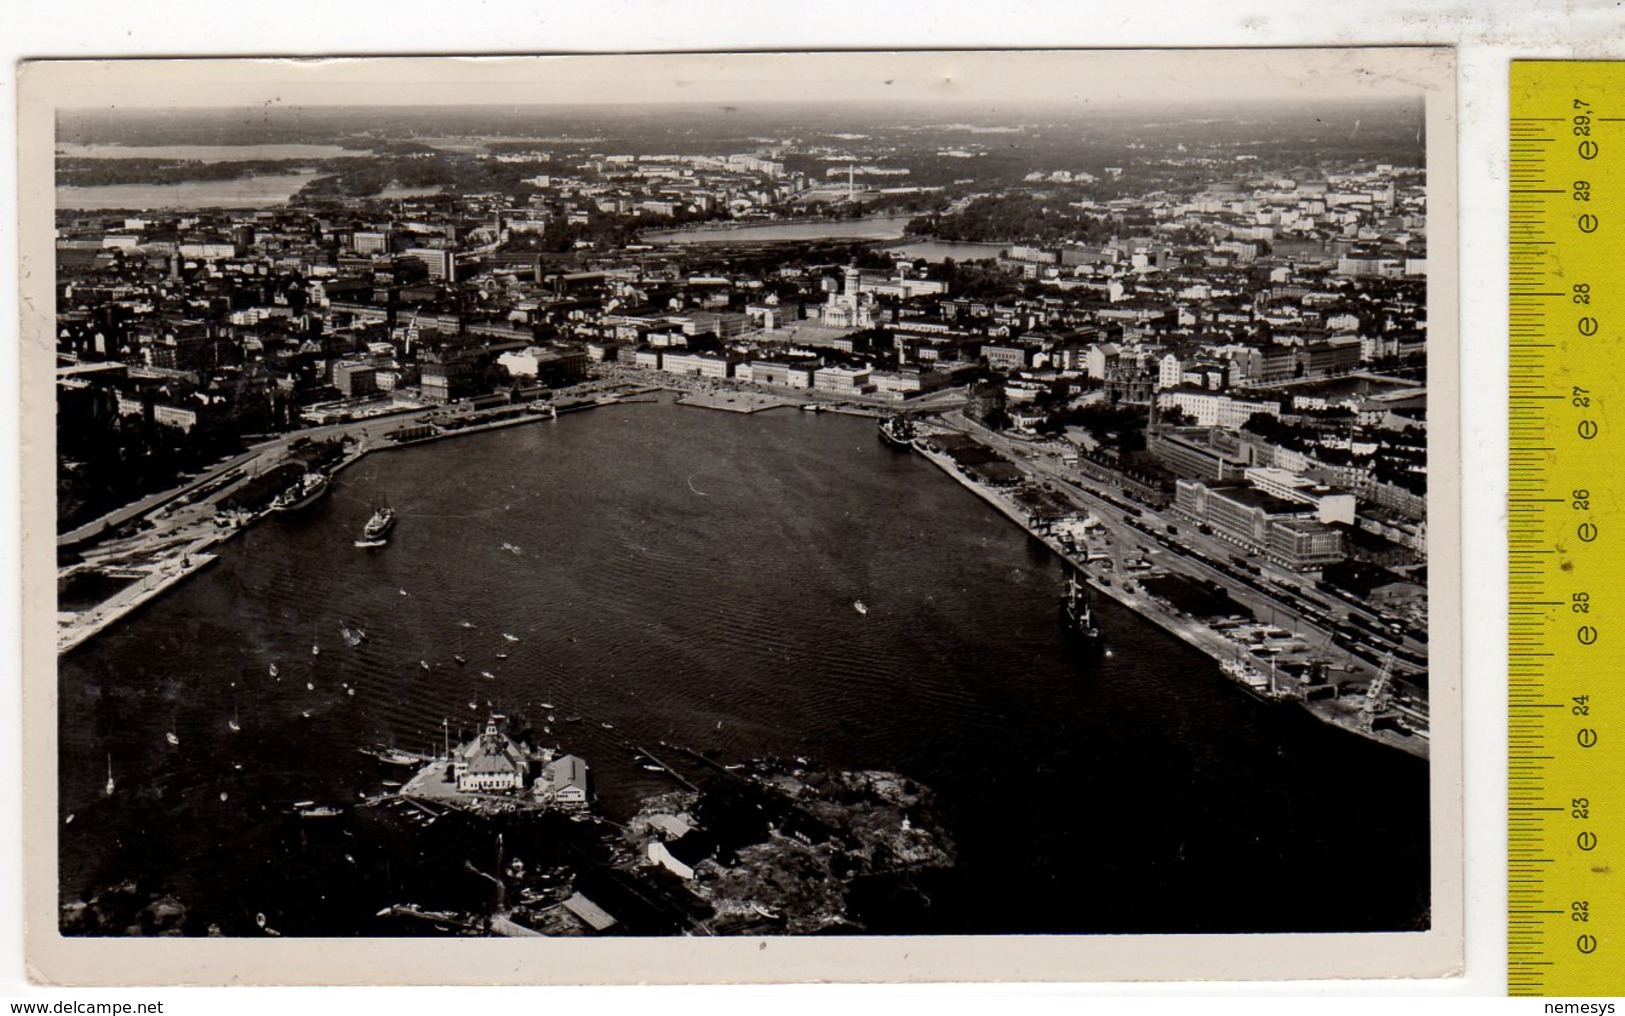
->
[[645, 215, 917, 245], [56, 171, 320, 211], [374, 185, 447, 200], [55, 143, 371, 162], [881, 238, 1008, 263], [643, 218, 1008, 263]]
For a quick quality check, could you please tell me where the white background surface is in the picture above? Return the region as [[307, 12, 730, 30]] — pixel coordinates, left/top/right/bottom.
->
[[4, 0, 1622, 1009]]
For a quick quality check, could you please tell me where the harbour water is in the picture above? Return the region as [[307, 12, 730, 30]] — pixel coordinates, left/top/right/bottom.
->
[[58, 397, 1429, 935]]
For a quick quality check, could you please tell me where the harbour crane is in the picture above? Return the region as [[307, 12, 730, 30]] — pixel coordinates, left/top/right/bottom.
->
[[1362, 652, 1396, 731]]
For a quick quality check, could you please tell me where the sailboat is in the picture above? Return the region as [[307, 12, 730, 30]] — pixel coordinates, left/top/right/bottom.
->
[[165, 731, 180, 747], [228, 704, 241, 733], [268, 662, 280, 679]]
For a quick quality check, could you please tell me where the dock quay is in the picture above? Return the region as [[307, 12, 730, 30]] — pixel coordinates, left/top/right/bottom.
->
[[675, 391, 798, 414]]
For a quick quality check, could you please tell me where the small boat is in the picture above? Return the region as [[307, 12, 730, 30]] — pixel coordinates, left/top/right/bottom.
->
[[306, 681, 315, 691], [228, 717, 241, 733], [546, 714, 555, 723], [399, 589, 409, 597], [853, 600, 868, 615], [468, 701, 478, 710], [601, 722, 615, 730], [362, 746, 420, 767], [346, 687, 355, 696], [219, 791, 229, 802], [268, 663, 279, 678], [502, 633, 520, 643], [104, 756, 115, 797], [495, 652, 508, 660], [64, 814, 74, 824], [481, 670, 497, 680], [640, 764, 663, 772], [340, 622, 366, 648], [459, 621, 476, 629], [292, 800, 315, 809], [453, 654, 466, 665], [354, 506, 395, 548], [311, 644, 320, 657], [300, 710, 312, 719], [420, 660, 431, 671], [540, 702, 555, 710], [501, 543, 523, 555], [165, 732, 179, 747]]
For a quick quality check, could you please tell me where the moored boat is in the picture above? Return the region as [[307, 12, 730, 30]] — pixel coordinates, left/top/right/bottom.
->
[[878, 414, 917, 448], [1060, 569, 1103, 645], [1220, 655, 1291, 703], [271, 472, 329, 514]]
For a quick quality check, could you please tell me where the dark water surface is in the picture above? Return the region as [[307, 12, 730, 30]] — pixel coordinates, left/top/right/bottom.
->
[[58, 398, 1429, 935]]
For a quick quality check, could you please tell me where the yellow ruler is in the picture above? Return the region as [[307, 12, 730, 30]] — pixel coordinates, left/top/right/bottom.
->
[[1509, 60, 1625, 997]]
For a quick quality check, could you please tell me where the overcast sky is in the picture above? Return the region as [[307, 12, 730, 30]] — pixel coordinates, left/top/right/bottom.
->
[[32, 49, 1444, 111]]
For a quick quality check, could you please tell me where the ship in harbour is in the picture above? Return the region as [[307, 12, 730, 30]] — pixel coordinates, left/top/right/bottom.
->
[[270, 472, 329, 514], [1060, 569, 1102, 645], [355, 505, 396, 547], [878, 414, 917, 448], [1219, 654, 1292, 703]]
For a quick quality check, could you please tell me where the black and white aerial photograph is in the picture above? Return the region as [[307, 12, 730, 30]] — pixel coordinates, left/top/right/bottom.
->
[[23, 49, 1457, 971]]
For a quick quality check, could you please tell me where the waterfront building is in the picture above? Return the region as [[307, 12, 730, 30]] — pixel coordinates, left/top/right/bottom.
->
[[813, 364, 873, 395], [454, 718, 531, 793], [1153, 429, 1252, 483], [537, 754, 590, 810], [1173, 479, 1346, 571], [662, 350, 737, 379], [331, 360, 378, 398]]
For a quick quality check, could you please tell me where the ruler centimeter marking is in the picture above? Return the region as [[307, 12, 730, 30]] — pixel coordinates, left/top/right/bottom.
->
[[1508, 61, 1625, 997]]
